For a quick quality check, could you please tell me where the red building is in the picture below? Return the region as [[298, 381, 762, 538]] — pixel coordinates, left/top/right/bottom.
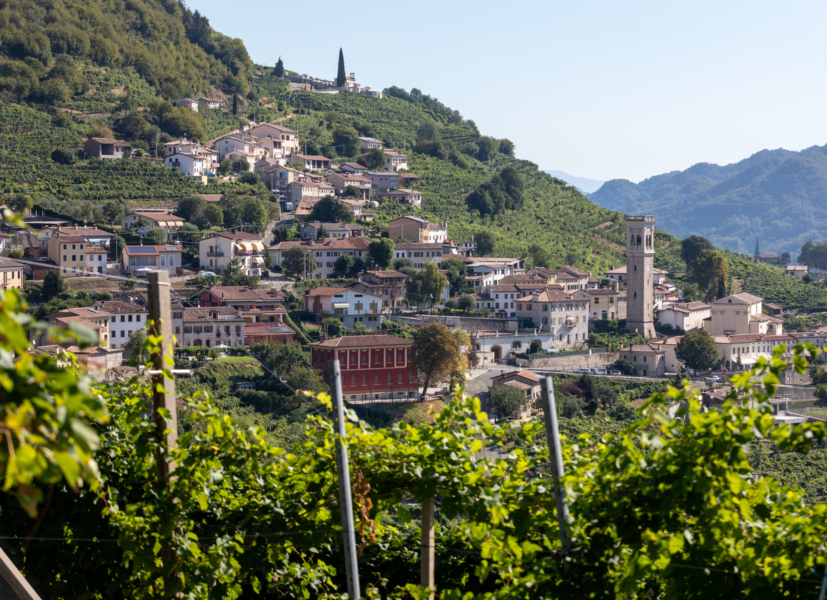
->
[[310, 334, 416, 400]]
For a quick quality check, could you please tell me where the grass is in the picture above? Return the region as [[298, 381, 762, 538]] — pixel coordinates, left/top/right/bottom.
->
[[199, 358, 263, 381], [350, 399, 447, 427]]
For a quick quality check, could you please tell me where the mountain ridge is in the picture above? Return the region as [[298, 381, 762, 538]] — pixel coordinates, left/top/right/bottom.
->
[[589, 145, 827, 256]]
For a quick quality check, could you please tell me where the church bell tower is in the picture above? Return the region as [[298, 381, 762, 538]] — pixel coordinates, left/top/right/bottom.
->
[[625, 215, 656, 339]]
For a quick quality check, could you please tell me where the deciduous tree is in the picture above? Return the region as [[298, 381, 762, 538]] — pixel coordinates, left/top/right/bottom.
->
[[43, 269, 67, 298], [475, 231, 495, 256], [307, 196, 354, 223], [282, 246, 317, 279], [412, 323, 459, 398], [368, 238, 395, 270], [675, 329, 720, 371], [405, 262, 446, 307], [681, 235, 714, 267], [488, 384, 527, 419], [693, 249, 729, 300]]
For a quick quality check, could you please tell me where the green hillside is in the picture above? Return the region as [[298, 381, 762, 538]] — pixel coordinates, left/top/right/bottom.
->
[[0, 2, 822, 311]]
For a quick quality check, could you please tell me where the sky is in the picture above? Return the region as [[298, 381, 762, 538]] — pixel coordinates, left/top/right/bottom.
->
[[192, 0, 827, 183]]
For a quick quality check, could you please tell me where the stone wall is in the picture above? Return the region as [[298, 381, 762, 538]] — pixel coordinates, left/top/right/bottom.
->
[[389, 314, 515, 332], [517, 352, 619, 369]]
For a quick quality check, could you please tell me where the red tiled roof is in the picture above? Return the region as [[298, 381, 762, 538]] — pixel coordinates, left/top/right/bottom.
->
[[310, 335, 414, 348], [304, 287, 349, 297]]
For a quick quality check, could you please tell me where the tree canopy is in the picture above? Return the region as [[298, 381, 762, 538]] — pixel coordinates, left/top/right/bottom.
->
[[307, 196, 354, 224], [675, 329, 720, 371], [282, 246, 318, 279], [693, 249, 729, 300], [405, 262, 447, 307], [368, 238, 395, 270], [475, 231, 495, 256], [411, 323, 459, 398], [465, 166, 525, 217], [681, 235, 714, 267]]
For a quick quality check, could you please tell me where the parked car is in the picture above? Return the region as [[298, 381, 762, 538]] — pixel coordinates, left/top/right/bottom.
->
[[707, 375, 721, 382], [609, 370, 621, 376], [594, 369, 608, 375], [200, 271, 217, 278]]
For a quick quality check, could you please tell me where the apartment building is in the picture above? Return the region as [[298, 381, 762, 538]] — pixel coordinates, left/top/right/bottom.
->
[[327, 173, 372, 200], [199, 231, 266, 277], [118, 210, 185, 240], [393, 243, 444, 269], [121, 245, 182, 277], [247, 123, 300, 156], [214, 133, 269, 162], [91, 301, 148, 349], [270, 237, 370, 279], [513, 290, 590, 347], [388, 217, 447, 243], [303, 286, 383, 329], [300, 222, 364, 240], [181, 307, 246, 348], [0, 258, 24, 290]]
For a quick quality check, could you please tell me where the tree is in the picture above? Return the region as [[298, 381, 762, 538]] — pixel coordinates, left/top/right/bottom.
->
[[406, 262, 447, 307], [220, 258, 245, 286], [368, 238, 395, 270], [411, 323, 459, 399], [241, 197, 268, 232], [527, 243, 551, 268], [529, 339, 543, 354], [476, 231, 495, 256], [336, 48, 346, 87], [499, 138, 515, 156], [332, 126, 360, 156], [341, 185, 362, 199], [51, 147, 75, 165], [177, 194, 207, 222], [814, 384, 827, 406], [274, 56, 284, 77], [43, 269, 67, 297], [416, 121, 440, 144], [10, 248, 23, 258], [693, 249, 729, 300], [394, 257, 414, 271], [307, 196, 354, 223], [780, 252, 791, 267], [364, 147, 384, 170], [476, 136, 497, 162], [282, 246, 317, 279], [284, 365, 326, 394], [123, 331, 147, 362], [334, 253, 355, 276], [321, 317, 343, 338], [232, 93, 238, 115], [218, 159, 233, 176], [612, 359, 637, 375], [203, 204, 224, 227], [250, 341, 310, 376], [231, 157, 250, 173], [458, 293, 476, 313], [675, 329, 720, 371], [680, 235, 714, 267], [488, 384, 528, 420], [6, 193, 34, 214], [145, 228, 166, 245]]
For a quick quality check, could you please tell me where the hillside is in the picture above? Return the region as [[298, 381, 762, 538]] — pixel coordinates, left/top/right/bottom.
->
[[589, 146, 827, 256]]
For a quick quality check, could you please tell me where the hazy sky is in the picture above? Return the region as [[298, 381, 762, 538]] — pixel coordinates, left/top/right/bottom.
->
[[192, 0, 827, 183]]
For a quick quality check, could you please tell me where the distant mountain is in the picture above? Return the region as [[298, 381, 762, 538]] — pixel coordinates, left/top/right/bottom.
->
[[545, 170, 605, 194], [588, 146, 827, 256]]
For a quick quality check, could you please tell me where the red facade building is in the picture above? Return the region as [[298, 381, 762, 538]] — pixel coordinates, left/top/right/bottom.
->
[[310, 334, 416, 399]]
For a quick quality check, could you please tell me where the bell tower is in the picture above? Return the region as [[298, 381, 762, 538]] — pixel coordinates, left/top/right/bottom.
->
[[625, 215, 656, 339]]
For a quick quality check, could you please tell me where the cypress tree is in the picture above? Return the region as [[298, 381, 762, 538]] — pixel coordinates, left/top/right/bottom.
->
[[274, 56, 284, 77], [232, 93, 237, 115], [336, 48, 346, 87]]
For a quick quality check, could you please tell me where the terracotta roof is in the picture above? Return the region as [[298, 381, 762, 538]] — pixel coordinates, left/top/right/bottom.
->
[[91, 301, 145, 314], [84, 246, 107, 254], [623, 343, 665, 353], [52, 316, 104, 330], [209, 231, 262, 241], [0, 258, 25, 269], [384, 188, 419, 195], [134, 212, 185, 223], [714, 293, 763, 305], [183, 307, 244, 322], [365, 270, 407, 279], [516, 291, 578, 303], [304, 287, 349, 297], [502, 380, 532, 391], [341, 163, 367, 170], [556, 265, 589, 277], [50, 226, 112, 237], [60, 306, 113, 318], [295, 154, 331, 162], [585, 288, 619, 296], [384, 151, 407, 158], [310, 335, 413, 348], [396, 243, 444, 251], [204, 286, 285, 302], [89, 137, 131, 147], [53, 235, 87, 244], [492, 369, 542, 385]]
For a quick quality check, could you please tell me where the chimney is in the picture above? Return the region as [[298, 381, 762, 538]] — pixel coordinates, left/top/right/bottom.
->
[[74, 224, 78, 230]]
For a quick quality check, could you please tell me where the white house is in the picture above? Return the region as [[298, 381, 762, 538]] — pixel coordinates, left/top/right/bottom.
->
[[384, 151, 408, 171], [118, 210, 186, 240], [359, 137, 384, 151], [92, 301, 148, 350], [121, 245, 183, 277], [164, 151, 217, 177], [270, 237, 370, 279], [466, 261, 513, 285], [247, 123, 300, 156], [704, 293, 783, 336], [175, 98, 198, 112], [383, 188, 422, 207], [198, 97, 224, 109], [84, 245, 108, 276], [657, 301, 711, 332], [199, 231, 266, 277], [340, 163, 369, 175], [303, 286, 384, 329], [392, 243, 444, 269], [512, 290, 590, 347], [365, 171, 400, 190], [214, 134, 268, 162]]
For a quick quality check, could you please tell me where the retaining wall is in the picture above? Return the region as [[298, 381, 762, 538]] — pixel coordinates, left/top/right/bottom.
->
[[518, 352, 619, 369]]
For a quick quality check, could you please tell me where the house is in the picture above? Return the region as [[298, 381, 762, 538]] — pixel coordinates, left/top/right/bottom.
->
[[474, 283, 564, 315], [243, 323, 295, 346], [36, 344, 123, 381], [303, 286, 383, 329], [165, 139, 202, 156], [259, 166, 303, 194], [164, 148, 219, 177], [0, 257, 25, 290], [656, 301, 711, 332], [328, 173, 372, 200], [198, 97, 224, 109], [214, 134, 269, 163], [340, 199, 365, 217], [221, 149, 258, 171], [42, 225, 113, 247], [786, 265, 808, 279], [48, 235, 91, 277], [340, 163, 369, 175], [551, 266, 592, 291], [360, 270, 408, 310], [465, 261, 513, 285], [393, 243, 444, 269], [122, 245, 183, 277], [388, 217, 447, 243], [247, 123, 300, 156], [83, 137, 132, 160], [513, 290, 590, 348], [287, 181, 336, 208], [270, 237, 370, 279], [118, 210, 185, 240], [713, 334, 796, 370], [619, 343, 667, 377], [91, 301, 147, 350], [365, 171, 400, 190], [359, 137, 384, 151], [584, 288, 622, 322], [292, 154, 332, 172], [175, 98, 199, 111], [382, 188, 421, 207], [181, 307, 246, 348], [199, 231, 266, 277], [300, 222, 364, 240], [309, 334, 416, 400], [197, 286, 286, 312], [84, 246, 108, 276], [384, 150, 408, 172], [48, 307, 113, 347], [705, 293, 783, 336], [765, 303, 783, 317], [490, 370, 543, 418]]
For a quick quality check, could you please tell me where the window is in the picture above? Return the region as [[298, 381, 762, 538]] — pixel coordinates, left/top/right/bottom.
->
[[110, 317, 115, 323], [128, 315, 133, 322], [136, 315, 141, 322], [63, 245, 67, 250], [72, 245, 76, 250], [72, 255, 76, 261], [362, 374, 366, 385]]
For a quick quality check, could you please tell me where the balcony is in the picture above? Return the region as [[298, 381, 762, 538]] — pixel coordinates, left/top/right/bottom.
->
[[207, 251, 225, 257]]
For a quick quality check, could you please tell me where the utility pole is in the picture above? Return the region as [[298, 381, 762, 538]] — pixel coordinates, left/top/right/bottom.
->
[[328, 359, 361, 599], [148, 270, 177, 483], [420, 497, 435, 600], [540, 377, 570, 553]]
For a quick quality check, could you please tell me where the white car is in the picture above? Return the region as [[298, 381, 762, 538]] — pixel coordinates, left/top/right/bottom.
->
[[200, 271, 217, 278], [707, 375, 721, 382]]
